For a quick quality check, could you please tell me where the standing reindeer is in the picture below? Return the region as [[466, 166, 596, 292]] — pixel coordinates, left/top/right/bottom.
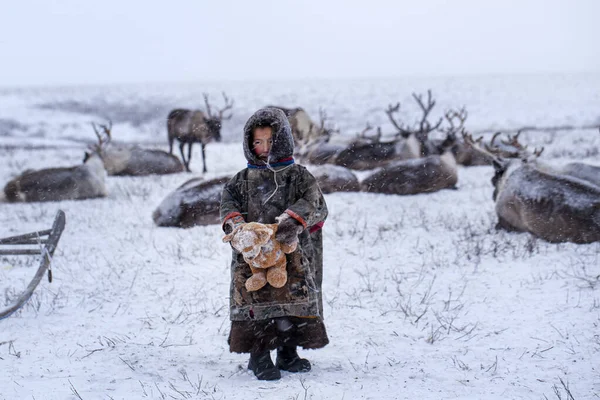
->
[[167, 92, 233, 173]]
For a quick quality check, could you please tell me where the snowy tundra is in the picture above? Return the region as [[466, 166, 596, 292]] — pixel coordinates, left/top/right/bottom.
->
[[0, 73, 599, 399]]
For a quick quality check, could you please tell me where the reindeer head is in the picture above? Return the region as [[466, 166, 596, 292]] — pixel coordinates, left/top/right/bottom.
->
[[202, 92, 234, 143], [462, 132, 544, 200]]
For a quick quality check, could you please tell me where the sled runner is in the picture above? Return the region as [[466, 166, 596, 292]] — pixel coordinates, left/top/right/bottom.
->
[[0, 210, 66, 320]]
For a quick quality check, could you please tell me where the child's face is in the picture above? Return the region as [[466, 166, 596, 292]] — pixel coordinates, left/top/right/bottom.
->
[[252, 127, 273, 161]]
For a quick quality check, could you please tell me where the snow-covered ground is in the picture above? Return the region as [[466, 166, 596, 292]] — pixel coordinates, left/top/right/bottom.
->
[[1, 74, 599, 400]]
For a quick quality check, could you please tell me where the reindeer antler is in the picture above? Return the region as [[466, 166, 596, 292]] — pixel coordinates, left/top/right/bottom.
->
[[218, 92, 234, 121], [99, 120, 113, 139], [359, 122, 373, 137], [462, 132, 502, 164], [442, 107, 468, 135], [490, 132, 502, 147], [385, 89, 443, 140], [315, 107, 339, 139], [385, 102, 412, 138], [412, 90, 443, 135], [318, 107, 328, 134], [501, 131, 526, 151], [202, 93, 213, 118], [90, 121, 112, 153]]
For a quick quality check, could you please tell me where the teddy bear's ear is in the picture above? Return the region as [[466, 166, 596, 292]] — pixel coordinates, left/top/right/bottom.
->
[[222, 233, 233, 243]]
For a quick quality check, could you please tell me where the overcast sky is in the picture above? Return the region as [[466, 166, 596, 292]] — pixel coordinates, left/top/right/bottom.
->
[[1, 0, 598, 86]]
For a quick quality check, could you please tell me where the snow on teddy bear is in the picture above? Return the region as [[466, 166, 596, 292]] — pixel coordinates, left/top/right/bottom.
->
[[223, 222, 297, 292]]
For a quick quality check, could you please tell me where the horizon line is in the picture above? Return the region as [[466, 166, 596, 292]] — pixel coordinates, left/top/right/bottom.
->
[[1, 69, 599, 91]]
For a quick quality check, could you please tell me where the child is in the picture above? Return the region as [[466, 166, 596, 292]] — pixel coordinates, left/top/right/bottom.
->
[[221, 107, 329, 381]]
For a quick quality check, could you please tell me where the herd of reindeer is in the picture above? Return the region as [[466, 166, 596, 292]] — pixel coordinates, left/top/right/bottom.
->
[[2, 90, 600, 244]]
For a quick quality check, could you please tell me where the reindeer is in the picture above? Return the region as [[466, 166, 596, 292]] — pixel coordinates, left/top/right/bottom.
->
[[268, 106, 331, 146], [152, 176, 231, 228], [306, 164, 360, 194], [385, 90, 444, 158], [495, 131, 600, 188], [330, 90, 450, 171], [4, 152, 107, 203], [293, 109, 349, 165], [360, 132, 458, 195], [87, 122, 184, 176], [431, 107, 490, 166], [167, 92, 233, 173], [463, 134, 600, 244]]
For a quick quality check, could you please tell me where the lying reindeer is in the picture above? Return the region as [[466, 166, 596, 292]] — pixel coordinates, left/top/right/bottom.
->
[[88, 122, 184, 176], [268, 106, 330, 146], [498, 131, 600, 188], [306, 164, 360, 194], [4, 152, 107, 203], [152, 176, 231, 228], [360, 133, 458, 195], [331, 91, 443, 171], [464, 133, 600, 244]]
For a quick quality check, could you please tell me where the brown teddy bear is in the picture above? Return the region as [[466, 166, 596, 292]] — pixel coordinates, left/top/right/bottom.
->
[[223, 222, 298, 292]]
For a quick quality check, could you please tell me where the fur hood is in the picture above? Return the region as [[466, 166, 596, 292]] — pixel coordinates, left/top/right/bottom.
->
[[243, 107, 294, 165]]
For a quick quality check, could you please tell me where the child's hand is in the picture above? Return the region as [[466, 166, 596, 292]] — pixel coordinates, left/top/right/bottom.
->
[[223, 214, 246, 234], [275, 214, 303, 247]]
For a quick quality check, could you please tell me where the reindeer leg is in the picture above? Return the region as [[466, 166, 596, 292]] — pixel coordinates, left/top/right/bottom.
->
[[246, 266, 267, 292], [187, 142, 193, 172], [179, 142, 189, 172], [201, 143, 207, 173]]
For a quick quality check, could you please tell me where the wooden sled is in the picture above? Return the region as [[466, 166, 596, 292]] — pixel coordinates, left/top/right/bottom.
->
[[0, 210, 66, 320]]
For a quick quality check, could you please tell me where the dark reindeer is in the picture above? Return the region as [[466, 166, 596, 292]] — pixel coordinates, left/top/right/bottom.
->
[[306, 164, 360, 194], [152, 176, 232, 228], [463, 133, 600, 244], [167, 92, 234, 173], [4, 148, 107, 203], [360, 131, 459, 195], [331, 91, 450, 171]]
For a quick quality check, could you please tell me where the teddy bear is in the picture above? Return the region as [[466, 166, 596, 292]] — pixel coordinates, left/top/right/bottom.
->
[[223, 222, 298, 292]]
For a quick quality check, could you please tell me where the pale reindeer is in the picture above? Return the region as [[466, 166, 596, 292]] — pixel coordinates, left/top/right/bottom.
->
[[463, 133, 600, 244], [496, 131, 600, 188], [87, 122, 184, 176], [167, 92, 233, 173], [267, 106, 330, 146], [4, 151, 107, 203], [272, 106, 348, 165]]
